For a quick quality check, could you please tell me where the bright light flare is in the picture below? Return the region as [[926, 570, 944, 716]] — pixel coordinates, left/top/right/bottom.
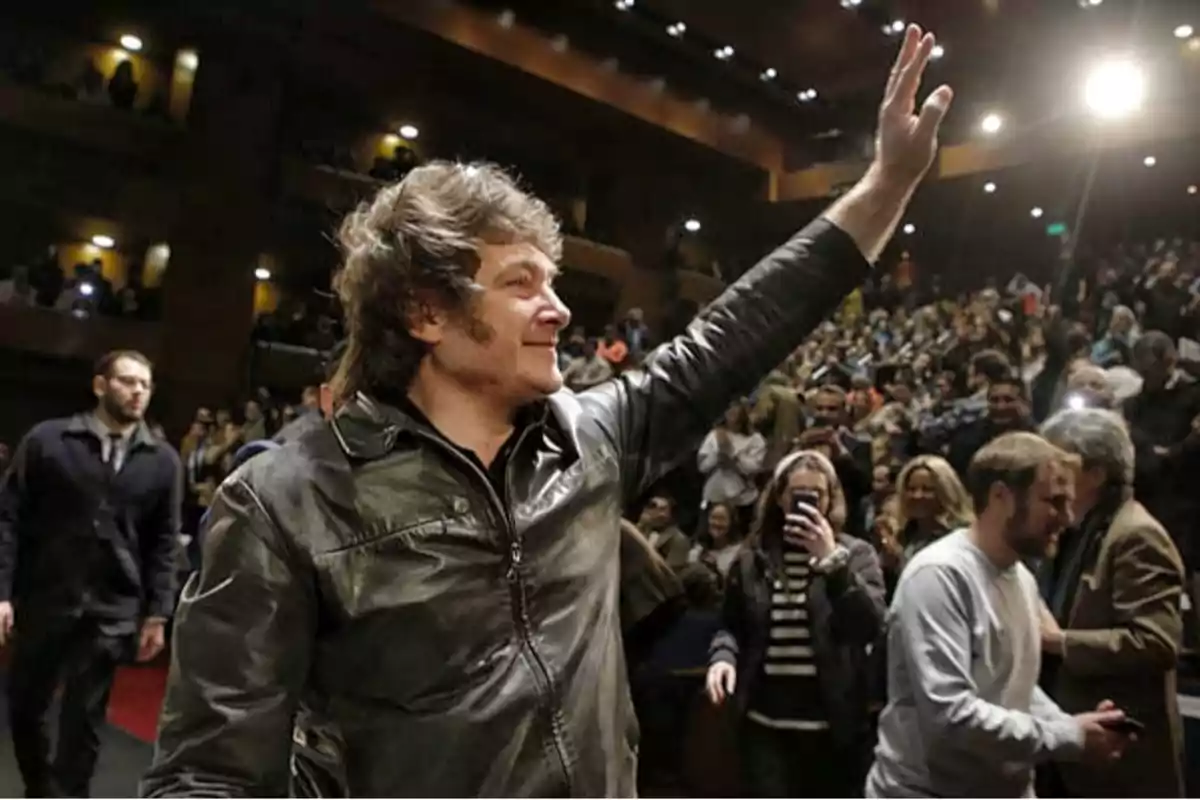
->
[[1084, 58, 1145, 119]]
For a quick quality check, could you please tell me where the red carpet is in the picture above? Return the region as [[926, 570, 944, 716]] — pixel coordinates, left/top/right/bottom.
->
[[107, 663, 168, 743]]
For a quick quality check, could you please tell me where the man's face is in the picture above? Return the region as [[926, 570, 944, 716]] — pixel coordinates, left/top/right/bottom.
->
[[638, 496, 673, 532], [95, 356, 152, 424], [1000, 461, 1075, 559], [1133, 348, 1174, 392], [245, 400, 262, 422], [811, 391, 845, 428], [415, 241, 570, 404], [987, 382, 1024, 426], [871, 465, 892, 497]]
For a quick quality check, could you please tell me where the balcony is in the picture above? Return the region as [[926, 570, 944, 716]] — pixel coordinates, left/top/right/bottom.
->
[[0, 303, 162, 363]]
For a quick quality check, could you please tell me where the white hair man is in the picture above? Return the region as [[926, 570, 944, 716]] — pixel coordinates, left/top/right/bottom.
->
[[1038, 407, 1185, 797]]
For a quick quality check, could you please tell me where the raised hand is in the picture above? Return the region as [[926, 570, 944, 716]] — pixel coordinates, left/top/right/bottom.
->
[[876, 24, 954, 188]]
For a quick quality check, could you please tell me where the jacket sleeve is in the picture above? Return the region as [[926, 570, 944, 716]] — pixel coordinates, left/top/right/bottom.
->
[[896, 563, 1083, 762], [143, 448, 184, 620], [1061, 525, 1184, 676], [709, 551, 748, 668], [696, 431, 721, 475], [141, 477, 316, 799], [825, 539, 886, 646], [580, 219, 870, 503], [0, 430, 36, 602]]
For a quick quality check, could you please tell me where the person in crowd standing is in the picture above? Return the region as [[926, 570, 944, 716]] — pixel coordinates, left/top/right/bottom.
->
[[917, 348, 1012, 455], [143, 25, 953, 797], [699, 402, 767, 530], [700, 501, 743, 579], [797, 384, 874, 538], [0, 350, 182, 797], [866, 432, 1132, 797], [946, 373, 1034, 477], [706, 449, 885, 797], [878, 454, 973, 598], [1037, 407, 1185, 798]]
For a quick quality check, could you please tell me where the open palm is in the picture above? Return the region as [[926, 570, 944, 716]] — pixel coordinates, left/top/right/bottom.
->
[[876, 25, 954, 186]]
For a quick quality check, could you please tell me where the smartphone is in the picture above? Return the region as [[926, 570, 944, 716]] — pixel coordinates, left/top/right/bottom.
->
[[1101, 716, 1145, 735], [790, 490, 821, 516]]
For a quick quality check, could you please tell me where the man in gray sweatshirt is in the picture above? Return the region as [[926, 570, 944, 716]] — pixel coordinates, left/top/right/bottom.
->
[[867, 432, 1133, 797]]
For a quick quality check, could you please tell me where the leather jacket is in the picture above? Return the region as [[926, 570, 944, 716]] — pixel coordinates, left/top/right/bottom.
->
[[140, 219, 869, 797]]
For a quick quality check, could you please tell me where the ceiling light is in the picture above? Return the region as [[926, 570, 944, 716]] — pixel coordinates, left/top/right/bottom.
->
[[254, 267, 272, 281], [984, 181, 997, 193], [177, 49, 199, 71], [714, 45, 734, 60], [887, 19, 905, 34], [1189, 185, 1198, 195], [667, 21, 686, 37], [1078, 0, 1102, 7], [398, 124, 419, 140], [684, 218, 701, 233], [761, 67, 777, 81], [614, 0, 634, 9], [980, 112, 1004, 134], [91, 234, 115, 249], [931, 44, 945, 59], [1143, 155, 1157, 167], [119, 34, 143, 52], [902, 223, 916, 235], [498, 9, 515, 28], [1084, 57, 1145, 119], [1031, 207, 1044, 219], [840, 0, 862, 7], [1175, 24, 1195, 39], [797, 88, 818, 102]]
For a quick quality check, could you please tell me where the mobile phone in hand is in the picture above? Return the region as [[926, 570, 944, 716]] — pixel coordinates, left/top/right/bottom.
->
[[1101, 716, 1145, 735], [791, 490, 821, 517]]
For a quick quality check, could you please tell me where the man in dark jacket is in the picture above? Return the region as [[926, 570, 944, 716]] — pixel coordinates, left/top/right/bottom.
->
[[946, 373, 1035, 478], [0, 349, 182, 797], [143, 25, 952, 798]]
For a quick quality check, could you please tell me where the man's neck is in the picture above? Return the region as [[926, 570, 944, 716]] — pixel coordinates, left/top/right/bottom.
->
[[94, 406, 136, 437], [406, 369, 518, 468], [966, 519, 1019, 570]]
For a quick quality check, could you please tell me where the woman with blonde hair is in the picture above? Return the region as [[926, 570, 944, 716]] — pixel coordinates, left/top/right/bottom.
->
[[705, 449, 884, 797], [879, 454, 973, 594]]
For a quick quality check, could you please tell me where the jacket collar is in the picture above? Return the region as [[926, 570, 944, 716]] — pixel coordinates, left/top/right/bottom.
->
[[331, 392, 580, 463], [65, 412, 158, 450]]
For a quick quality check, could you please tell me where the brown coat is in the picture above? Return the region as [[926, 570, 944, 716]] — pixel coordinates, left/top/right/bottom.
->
[[1052, 499, 1185, 797]]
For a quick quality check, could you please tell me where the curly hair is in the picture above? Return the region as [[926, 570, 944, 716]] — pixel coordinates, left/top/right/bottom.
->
[[330, 161, 562, 402]]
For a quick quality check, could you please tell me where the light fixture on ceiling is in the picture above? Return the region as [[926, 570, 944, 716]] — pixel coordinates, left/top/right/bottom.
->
[[931, 44, 945, 59], [1174, 24, 1194, 39], [1030, 207, 1044, 219], [91, 234, 115, 249], [614, 0, 634, 9], [1189, 184, 1198, 195], [980, 112, 1004, 134], [498, 9, 515, 28], [1083, 57, 1145, 119], [883, 19, 905, 35], [761, 67, 777, 81], [984, 181, 997, 193], [840, 0, 862, 7], [683, 218, 701, 233], [1143, 155, 1157, 167], [797, 88, 818, 102], [714, 45, 734, 60], [176, 49, 199, 71], [902, 223, 916, 235], [398, 124, 419, 140], [667, 21, 686, 37], [255, 267, 272, 281], [1078, 0, 1102, 7], [119, 34, 143, 52]]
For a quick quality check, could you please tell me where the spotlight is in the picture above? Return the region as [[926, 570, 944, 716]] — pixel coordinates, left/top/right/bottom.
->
[[1189, 185, 1198, 195], [254, 267, 272, 281], [888, 19, 906, 34], [761, 67, 777, 81], [683, 218, 701, 233], [1030, 207, 1044, 219], [1175, 24, 1194, 39], [1143, 155, 1156, 167], [91, 234, 115, 249], [119, 34, 143, 52], [984, 181, 997, 193], [797, 88, 818, 102], [840, 0, 862, 7], [80, 282, 95, 297], [398, 124, 419, 140], [931, 44, 945, 59], [667, 21, 686, 37], [980, 112, 1004, 134], [714, 45, 734, 60], [1084, 57, 1145, 119], [614, 0, 634, 9], [177, 49, 199, 71], [902, 223, 916, 235]]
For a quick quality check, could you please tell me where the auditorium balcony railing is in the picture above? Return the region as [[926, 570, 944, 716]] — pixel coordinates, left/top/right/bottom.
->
[[0, 303, 163, 363]]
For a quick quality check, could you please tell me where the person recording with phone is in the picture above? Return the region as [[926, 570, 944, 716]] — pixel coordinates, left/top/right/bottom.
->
[[706, 450, 885, 797]]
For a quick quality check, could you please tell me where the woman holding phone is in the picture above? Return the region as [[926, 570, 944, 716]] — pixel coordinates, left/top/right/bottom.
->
[[705, 449, 886, 798]]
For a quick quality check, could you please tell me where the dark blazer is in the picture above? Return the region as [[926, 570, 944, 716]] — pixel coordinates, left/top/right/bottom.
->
[[709, 534, 885, 750], [0, 413, 182, 625], [1049, 499, 1185, 798]]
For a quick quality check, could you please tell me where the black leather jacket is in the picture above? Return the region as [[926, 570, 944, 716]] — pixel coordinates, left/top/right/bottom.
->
[[140, 219, 869, 797]]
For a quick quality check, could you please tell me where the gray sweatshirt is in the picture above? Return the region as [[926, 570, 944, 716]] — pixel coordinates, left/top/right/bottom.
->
[[866, 529, 1084, 798]]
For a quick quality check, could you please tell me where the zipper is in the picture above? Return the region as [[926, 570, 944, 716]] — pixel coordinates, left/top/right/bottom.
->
[[411, 426, 575, 792]]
